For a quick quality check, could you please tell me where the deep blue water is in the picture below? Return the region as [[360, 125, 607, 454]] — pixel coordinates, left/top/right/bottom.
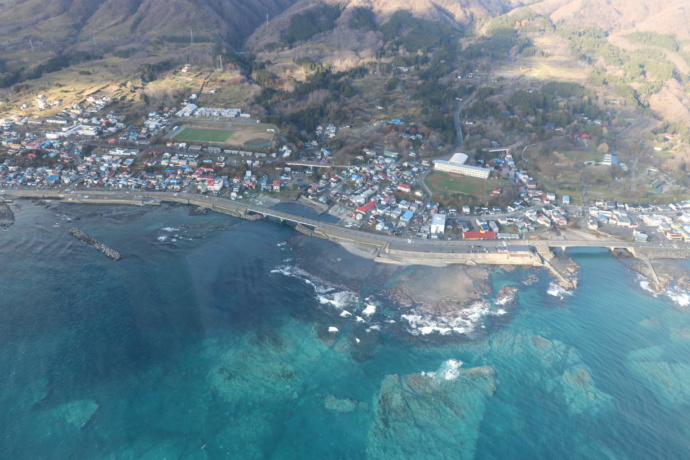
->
[[0, 201, 689, 459]]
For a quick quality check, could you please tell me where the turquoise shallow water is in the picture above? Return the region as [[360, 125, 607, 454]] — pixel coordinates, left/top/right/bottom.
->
[[1, 201, 689, 459]]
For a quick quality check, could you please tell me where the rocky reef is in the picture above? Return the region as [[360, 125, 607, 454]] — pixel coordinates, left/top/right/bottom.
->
[[486, 331, 613, 416], [626, 345, 690, 405], [367, 362, 496, 459]]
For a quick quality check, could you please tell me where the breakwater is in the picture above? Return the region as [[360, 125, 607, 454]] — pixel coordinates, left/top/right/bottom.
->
[[68, 227, 123, 260]]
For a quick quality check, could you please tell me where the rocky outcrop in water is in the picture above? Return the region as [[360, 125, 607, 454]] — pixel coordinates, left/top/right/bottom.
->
[[0, 203, 14, 228], [188, 205, 210, 216], [68, 227, 123, 260]]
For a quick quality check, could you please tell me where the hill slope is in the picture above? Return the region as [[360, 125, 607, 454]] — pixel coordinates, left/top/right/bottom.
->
[[523, 0, 690, 39], [0, 0, 300, 51], [246, 0, 509, 50]]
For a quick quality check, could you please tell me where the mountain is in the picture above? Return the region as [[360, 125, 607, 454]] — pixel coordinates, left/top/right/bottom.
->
[[522, 0, 690, 39], [501, 0, 690, 127], [246, 0, 510, 50], [0, 0, 301, 52]]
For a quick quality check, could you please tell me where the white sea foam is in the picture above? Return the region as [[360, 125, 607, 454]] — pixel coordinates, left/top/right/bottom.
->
[[270, 265, 291, 276], [636, 274, 659, 296], [494, 288, 517, 306], [355, 338, 360, 344], [402, 301, 492, 336], [340, 310, 352, 317], [356, 316, 365, 323], [271, 264, 357, 309], [161, 227, 180, 232], [439, 359, 463, 380], [422, 359, 464, 381], [157, 235, 168, 241], [328, 327, 339, 333], [366, 325, 381, 332], [317, 291, 358, 310], [666, 288, 690, 307], [547, 282, 572, 299], [362, 304, 377, 316]]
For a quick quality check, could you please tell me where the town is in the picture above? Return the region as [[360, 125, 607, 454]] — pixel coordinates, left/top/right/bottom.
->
[[3, 88, 690, 248]]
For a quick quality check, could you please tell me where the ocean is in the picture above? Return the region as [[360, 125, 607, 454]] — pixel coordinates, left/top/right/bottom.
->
[[1, 200, 689, 459]]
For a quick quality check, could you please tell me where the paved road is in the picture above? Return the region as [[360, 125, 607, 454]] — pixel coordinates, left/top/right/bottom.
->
[[453, 95, 475, 150], [5, 189, 689, 253]]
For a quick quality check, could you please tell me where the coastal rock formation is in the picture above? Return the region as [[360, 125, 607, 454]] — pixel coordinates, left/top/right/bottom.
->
[[188, 205, 210, 216], [0, 203, 14, 228], [381, 265, 489, 314], [366, 362, 496, 459], [494, 286, 518, 308]]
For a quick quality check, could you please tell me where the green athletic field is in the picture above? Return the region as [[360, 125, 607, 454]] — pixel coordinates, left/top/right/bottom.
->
[[424, 171, 491, 196], [172, 127, 235, 144]]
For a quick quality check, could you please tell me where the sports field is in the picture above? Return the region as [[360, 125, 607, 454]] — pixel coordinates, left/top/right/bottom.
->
[[172, 127, 235, 144], [425, 171, 491, 196]]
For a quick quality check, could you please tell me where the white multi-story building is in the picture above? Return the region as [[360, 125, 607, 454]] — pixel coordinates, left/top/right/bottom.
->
[[431, 213, 446, 234], [433, 152, 491, 179]]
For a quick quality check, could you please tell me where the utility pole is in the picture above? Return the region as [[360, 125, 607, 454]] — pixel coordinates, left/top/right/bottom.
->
[[190, 29, 194, 45]]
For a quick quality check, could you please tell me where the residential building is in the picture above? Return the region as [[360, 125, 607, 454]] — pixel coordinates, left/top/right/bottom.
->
[[430, 214, 446, 234]]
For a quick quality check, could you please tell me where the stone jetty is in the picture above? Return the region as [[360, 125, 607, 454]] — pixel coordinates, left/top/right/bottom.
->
[[68, 227, 123, 260]]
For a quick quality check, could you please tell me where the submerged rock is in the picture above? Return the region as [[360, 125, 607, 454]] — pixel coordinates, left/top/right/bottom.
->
[[116, 437, 206, 460], [48, 399, 99, 429], [488, 331, 613, 416], [213, 411, 273, 459], [323, 394, 363, 413], [208, 350, 300, 405], [626, 346, 690, 405], [554, 365, 612, 415], [366, 363, 496, 459]]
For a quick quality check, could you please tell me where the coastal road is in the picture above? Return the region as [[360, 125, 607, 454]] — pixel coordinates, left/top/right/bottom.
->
[[5, 189, 690, 254]]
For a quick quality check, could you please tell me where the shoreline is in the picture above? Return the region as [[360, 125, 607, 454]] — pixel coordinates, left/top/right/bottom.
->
[[9, 190, 687, 290]]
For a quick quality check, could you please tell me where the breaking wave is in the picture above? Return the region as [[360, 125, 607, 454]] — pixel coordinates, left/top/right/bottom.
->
[[401, 301, 499, 336], [666, 287, 690, 307], [547, 282, 572, 299], [270, 264, 357, 310], [422, 359, 464, 381]]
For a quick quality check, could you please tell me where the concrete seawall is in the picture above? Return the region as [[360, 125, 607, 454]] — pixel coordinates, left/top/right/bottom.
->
[[379, 247, 542, 266], [5, 191, 666, 290]]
